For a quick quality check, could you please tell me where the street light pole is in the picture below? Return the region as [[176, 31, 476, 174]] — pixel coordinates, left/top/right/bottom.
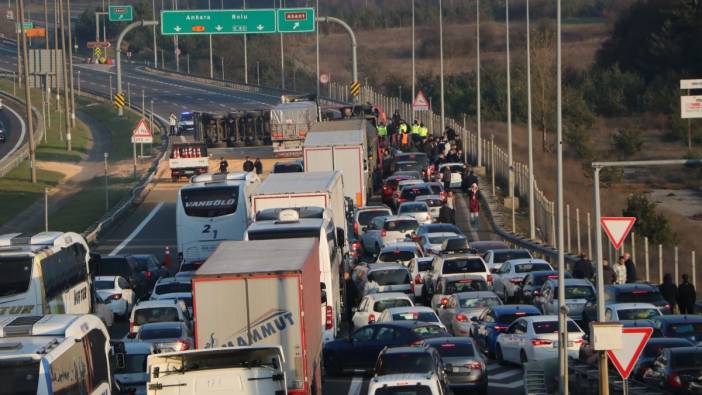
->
[[438, 0, 445, 135], [315, 0, 320, 102], [243, 0, 248, 84], [411, 0, 415, 107], [208, 0, 213, 78], [152, 0, 158, 67], [476, 0, 482, 168], [104, 152, 109, 213], [66, 0, 76, 128], [279, 0, 285, 90], [505, 0, 514, 206], [526, 0, 536, 240], [58, 0, 71, 150], [18, 0, 37, 183]]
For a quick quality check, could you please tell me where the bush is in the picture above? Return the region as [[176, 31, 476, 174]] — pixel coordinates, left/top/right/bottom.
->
[[611, 128, 644, 155], [622, 194, 678, 245]]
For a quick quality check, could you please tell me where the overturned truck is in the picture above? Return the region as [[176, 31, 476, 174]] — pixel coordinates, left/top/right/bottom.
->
[[193, 110, 271, 148]]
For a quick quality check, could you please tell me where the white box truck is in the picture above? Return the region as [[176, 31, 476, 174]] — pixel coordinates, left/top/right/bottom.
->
[[191, 238, 323, 395], [251, 171, 347, 235], [303, 119, 378, 208]]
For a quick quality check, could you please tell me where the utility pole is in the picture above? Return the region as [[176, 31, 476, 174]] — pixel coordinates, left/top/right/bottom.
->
[[15, 0, 22, 89], [152, 0, 158, 67], [476, 0, 483, 170], [526, 0, 535, 240], [315, 0, 320, 102], [66, 0, 76, 128], [174, 0, 179, 72], [242, 0, 248, 84], [18, 0, 37, 183], [58, 0, 72, 150], [43, 0, 50, 107], [438, 0, 445, 135], [505, 0, 515, 210], [53, 0, 59, 113], [279, 0, 285, 90], [104, 152, 109, 213], [208, 0, 213, 78], [411, 0, 415, 107], [316, 17, 358, 103]]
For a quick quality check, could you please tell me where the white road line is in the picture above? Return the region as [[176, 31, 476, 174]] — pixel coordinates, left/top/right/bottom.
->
[[347, 376, 363, 395], [489, 368, 523, 380], [489, 380, 525, 389], [108, 202, 164, 256], [2, 103, 26, 159]]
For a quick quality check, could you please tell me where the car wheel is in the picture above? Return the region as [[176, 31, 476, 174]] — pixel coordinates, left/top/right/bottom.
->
[[520, 350, 528, 365], [496, 345, 506, 366]]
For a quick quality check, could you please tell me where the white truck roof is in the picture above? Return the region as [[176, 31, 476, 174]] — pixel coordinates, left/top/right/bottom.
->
[[196, 238, 316, 276], [254, 171, 341, 196], [305, 119, 366, 147]]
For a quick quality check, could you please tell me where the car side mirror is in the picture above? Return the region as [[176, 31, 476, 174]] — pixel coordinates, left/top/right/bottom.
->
[[127, 332, 137, 339], [444, 363, 453, 372]]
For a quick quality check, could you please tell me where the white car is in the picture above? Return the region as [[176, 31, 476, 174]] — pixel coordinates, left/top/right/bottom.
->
[[429, 274, 490, 311], [376, 242, 424, 266], [357, 264, 414, 299], [408, 257, 434, 301], [376, 306, 447, 331], [437, 163, 466, 188], [94, 275, 136, 318], [351, 292, 414, 329], [129, 299, 192, 338], [364, 215, 420, 252], [135, 321, 193, 353], [113, 342, 153, 395], [496, 315, 585, 366], [368, 373, 444, 395], [360, 215, 392, 255], [483, 248, 533, 272], [605, 303, 662, 321], [424, 254, 491, 298], [150, 277, 192, 299], [491, 259, 553, 302], [397, 201, 433, 224], [415, 195, 444, 219], [537, 278, 596, 320], [418, 232, 460, 255], [151, 292, 193, 316]]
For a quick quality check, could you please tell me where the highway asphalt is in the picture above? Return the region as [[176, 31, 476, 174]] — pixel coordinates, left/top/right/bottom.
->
[[0, 99, 25, 162]]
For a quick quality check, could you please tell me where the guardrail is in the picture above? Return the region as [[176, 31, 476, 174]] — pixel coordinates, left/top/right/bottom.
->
[[0, 89, 44, 177]]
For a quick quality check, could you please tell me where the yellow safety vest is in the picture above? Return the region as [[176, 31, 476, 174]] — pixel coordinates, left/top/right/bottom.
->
[[377, 125, 387, 136], [411, 124, 420, 134], [419, 126, 429, 137], [400, 123, 408, 133]]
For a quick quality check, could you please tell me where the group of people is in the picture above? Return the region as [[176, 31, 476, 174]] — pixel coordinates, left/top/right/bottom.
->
[[218, 156, 263, 175]]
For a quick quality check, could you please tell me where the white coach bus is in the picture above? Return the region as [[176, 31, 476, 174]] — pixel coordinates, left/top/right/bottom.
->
[[0, 314, 112, 395], [0, 232, 91, 316], [176, 172, 261, 263]]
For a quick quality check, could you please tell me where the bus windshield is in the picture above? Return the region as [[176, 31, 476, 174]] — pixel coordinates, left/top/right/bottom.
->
[[181, 186, 239, 218], [0, 257, 33, 298], [0, 360, 39, 395]]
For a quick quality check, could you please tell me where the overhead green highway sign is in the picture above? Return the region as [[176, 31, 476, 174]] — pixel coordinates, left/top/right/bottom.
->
[[160, 8, 315, 35], [277, 8, 315, 33], [109, 5, 133, 22]]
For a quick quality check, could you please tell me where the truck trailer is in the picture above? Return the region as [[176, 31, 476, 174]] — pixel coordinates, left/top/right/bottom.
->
[[191, 238, 322, 395]]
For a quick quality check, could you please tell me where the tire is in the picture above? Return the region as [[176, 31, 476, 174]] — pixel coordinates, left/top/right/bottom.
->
[[520, 350, 528, 365], [496, 345, 506, 366]]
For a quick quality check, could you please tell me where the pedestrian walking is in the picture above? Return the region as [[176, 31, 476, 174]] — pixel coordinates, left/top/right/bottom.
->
[[218, 157, 229, 173], [660, 273, 678, 313], [613, 256, 627, 285], [438, 200, 456, 225], [442, 165, 452, 191], [624, 252, 638, 283], [242, 156, 254, 172], [462, 170, 478, 194], [446, 191, 455, 210], [678, 274, 696, 314], [468, 186, 480, 226], [601, 259, 615, 285], [254, 157, 263, 175]]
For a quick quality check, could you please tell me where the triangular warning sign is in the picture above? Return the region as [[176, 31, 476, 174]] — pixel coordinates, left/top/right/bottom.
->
[[132, 118, 152, 137], [600, 216, 636, 250], [413, 90, 430, 111], [607, 327, 652, 380]]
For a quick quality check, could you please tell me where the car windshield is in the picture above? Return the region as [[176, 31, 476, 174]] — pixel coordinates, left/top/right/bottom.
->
[[377, 353, 434, 375], [445, 279, 489, 293], [0, 360, 39, 395], [368, 269, 411, 286], [99, 258, 131, 277], [358, 210, 391, 225], [534, 273, 567, 286], [179, 262, 202, 272], [397, 162, 421, 171], [180, 186, 239, 218], [432, 342, 475, 357], [397, 153, 429, 167], [154, 282, 192, 295], [375, 386, 433, 395], [400, 203, 428, 213], [419, 198, 442, 207], [428, 235, 455, 244], [94, 280, 114, 290], [379, 251, 415, 263], [139, 327, 183, 340], [442, 259, 485, 274], [392, 311, 439, 323], [385, 220, 418, 232], [180, 113, 193, 121], [617, 308, 661, 320], [115, 354, 148, 374], [442, 164, 465, 173], [427, 185, 443, 195], [419, 224, 462, 235], [133, 307, 179, 325], [374, 299, 412, 312], [668, 323, 702, 337], [614, 290, 662, 304], [672, 351, 702, 369], [460, 296, 502, 308], [400, 187, 432, 199], [493, 250, 531, 263], [563, 286, 595, 300], [533, 321, 582, 334], [514, 263, 552, 273], [416, 260, 433, 272]]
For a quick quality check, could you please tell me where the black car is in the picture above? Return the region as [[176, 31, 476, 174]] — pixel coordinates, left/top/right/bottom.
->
[[583, 283, 672, 327], [323, 321, 449, 375], [650, 315, 702, 344], [131, 254, 169, 289], [422, 337, 488, 395], [515, 270, 572, 305], [374, 345, 447, 388], [632, 337, 694, 380], [93, 255, 149, 300], [642, 347, 702, 393]]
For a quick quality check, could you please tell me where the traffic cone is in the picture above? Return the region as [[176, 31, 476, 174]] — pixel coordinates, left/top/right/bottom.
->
[[163, 246, 173, 269]]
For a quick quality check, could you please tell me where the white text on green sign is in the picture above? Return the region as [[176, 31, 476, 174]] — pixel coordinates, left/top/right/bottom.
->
[[109, 5, 134, 22], [160, 8, 316, 35]]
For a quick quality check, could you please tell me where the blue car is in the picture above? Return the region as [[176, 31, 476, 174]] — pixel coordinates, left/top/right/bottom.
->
[[323, 321, 448, 375], [650, 315, 702, 344], [470, 304, 541, 358]]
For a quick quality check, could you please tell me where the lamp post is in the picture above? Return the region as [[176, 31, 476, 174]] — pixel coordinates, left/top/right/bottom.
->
[[526, 0, 535, 240], [438, 0, 445, 135]]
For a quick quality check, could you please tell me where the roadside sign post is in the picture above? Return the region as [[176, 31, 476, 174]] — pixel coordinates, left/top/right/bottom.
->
[[600, 217, 636, 250], [680, 79, 702, 150], [109, 5, 134, 22], [413, 90, 430, 112], [131, 118, 153, 178], [607, 327, 653, 395]]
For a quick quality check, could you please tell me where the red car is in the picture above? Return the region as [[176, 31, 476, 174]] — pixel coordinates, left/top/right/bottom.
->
[[382, 175, 412, 205]]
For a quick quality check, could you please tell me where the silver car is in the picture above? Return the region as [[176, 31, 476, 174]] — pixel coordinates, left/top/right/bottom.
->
[[440, 291, 503, 336], [360, 215, 391, 255], [376, 215, 420, 250], [135, 321, 193, 353], [419, 232, 460, 255], [398, 201, 433, 225], [354, 206, 393, 237], [376, 242, 424, 266], [415, 195, 444, 218], [362, 263, 414, 300], [538, 278, 596, 320], [408, 257, 434, 301], [491, 259, 553, 303]]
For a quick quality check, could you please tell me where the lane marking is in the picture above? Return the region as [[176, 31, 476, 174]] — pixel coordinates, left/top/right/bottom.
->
[[108, 202, 164, 256], [2, 102, 27, 160], [489, 368, 523, 380], [489, 380, 525, 389], [347, 376, 363, 395]]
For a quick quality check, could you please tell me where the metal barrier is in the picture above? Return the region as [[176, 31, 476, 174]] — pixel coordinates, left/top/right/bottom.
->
[[0, 90, 44, 177]]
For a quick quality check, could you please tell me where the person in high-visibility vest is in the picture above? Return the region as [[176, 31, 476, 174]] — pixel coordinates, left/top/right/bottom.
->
[[377, 122, 388, 147], [419, 122, 429, 138], [411, 120, 421, 145], [401, 123, 410, 147]]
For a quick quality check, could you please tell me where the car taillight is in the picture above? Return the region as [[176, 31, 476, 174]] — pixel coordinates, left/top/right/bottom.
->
[[572, 339, 584, 345], [351, 241, 362, 257], [533, 290, 542, 296], [368, 313, 376, 324], [494, 325, 509, 331], [440, 191, 446, 200], [175, 339, 191, 351], [145, 271, 153, 280], [440, 297, 449, 306], [414, 274, 423, 284], [509, 278, 522, 284], [487, 275, 493, 285], [455, 314, 468, 322], [110, 294, 122, 300], [354, 222, 359, 236], [129, 322, 135, 334], [325, 306, 333, 330], [467, 360, 484, 370], [664, 304, 671, 311], [381, 229, 387, 237], [667, 372, 682, 388], [532, 339, 553, 346]]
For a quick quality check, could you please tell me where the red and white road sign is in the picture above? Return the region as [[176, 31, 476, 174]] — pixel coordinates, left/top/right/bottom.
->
[[600, 216, 636, 250], [607, 327, 653, 380], [131, 118, 153, 144], [413, 90, 430, 111], [320, 73, 330, 84]]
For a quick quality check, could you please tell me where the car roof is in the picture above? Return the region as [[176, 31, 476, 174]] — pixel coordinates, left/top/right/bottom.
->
[[415, 195, 443, 201], [438, 162, 465, 168], [424, 232, 460, 238], [492, 304, 541, 314], [384, 215, 419, 222], [385, 306, 434, 314], [380, 242, 419, 251], [368, 263, 409, 271], [370, 373, 438, 386], [489, 248, 531, 254], [367, 292, 413, 301], [608, 303, 659, 310], [377, 321, 442, 330], [356, 206, 392, 213], [454, 291, 500, 299], [134, 300, 180, 309], [654, 314, 702, 324], [122, 341, 154, 354], [469, 241, 510, 249], [399, 201, 429, 208], [519, 315, 576, 323], [95, 276, 118, 282], [505, 258, 551, 266], [422, 336, 474, 346], [414, 257, 434, 263], [155, 277, 190, 285], [382, 346, 432, 355]]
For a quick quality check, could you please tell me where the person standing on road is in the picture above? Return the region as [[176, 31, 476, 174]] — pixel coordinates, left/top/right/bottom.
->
[[438, 200, 456, 225], [660, 273, 678, 313], [463, 170, 478, 195], [678, 274, 696, 314], [573, 253, 593, 280], [623, 252, 638, 283], [254, 158, 263, 175], [468, 185, 480, 226], [442, 165, 452, 191], [218, 157, 229, 173], [613, 256, 627, 285], [242, 156, 254, 172], [601, 259, 615, 285]]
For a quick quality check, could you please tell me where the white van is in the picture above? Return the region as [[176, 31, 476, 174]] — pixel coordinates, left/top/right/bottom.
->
[[147, 346, 287, 395]]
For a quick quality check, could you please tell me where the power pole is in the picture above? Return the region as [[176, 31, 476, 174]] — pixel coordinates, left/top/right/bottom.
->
[[66, 0, 76, 128], [18, 0, 37, 183], [43, 0, 50, 108], [58, 0, 71, 150]]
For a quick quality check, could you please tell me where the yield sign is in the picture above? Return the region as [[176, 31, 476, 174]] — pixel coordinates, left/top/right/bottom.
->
[[607, 327, 653, 379], [413, 90, 430, 111], [600, 216, 636, 250]]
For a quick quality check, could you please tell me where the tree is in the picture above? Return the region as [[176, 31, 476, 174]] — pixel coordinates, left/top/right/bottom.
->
[[612, 127, 644, 156], [623, 194, 678, 245]]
